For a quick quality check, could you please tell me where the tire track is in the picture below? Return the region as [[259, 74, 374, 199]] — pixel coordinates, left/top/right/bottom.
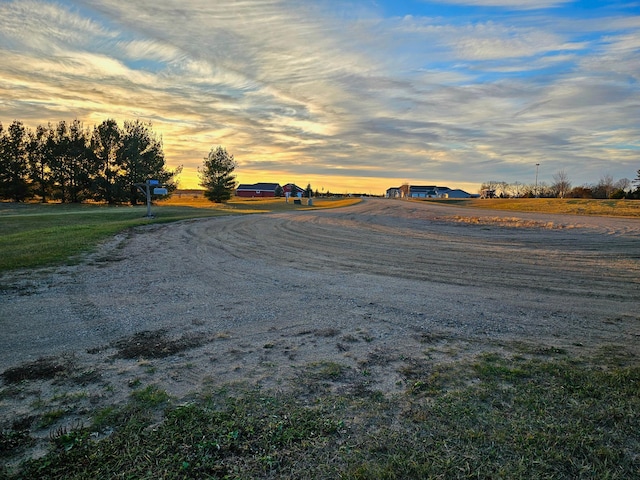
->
[[2, 198, 638, 372], [174, 199, 639, 301]]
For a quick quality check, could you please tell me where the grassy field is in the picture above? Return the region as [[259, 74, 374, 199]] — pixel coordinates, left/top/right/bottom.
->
[[162, 194, 360, 211], [0, 197, 360, 272], [421, 197, 640, 217]]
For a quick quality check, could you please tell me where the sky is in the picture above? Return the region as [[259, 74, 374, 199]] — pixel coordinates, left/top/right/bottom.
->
[[0, 0, 638, 194]]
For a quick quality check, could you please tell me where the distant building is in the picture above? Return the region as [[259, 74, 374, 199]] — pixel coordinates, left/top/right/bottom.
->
[[480, 188, 496, 199], [408, 185, 449, 198], [387, 184, 477, 199], [447, 189, 478, 199], [282, 183, 306, 197], [236, 183, 281, 197], [386, 187, 402, 198]]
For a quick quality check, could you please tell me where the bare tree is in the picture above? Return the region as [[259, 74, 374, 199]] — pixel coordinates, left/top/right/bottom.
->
[[551, 170, 571, 198], [537, 182, 552, 198], [511, 181, 523, 198], [614, 178, 631, 192], [481, 180, 501, 198], [594, 174, 615, 199]]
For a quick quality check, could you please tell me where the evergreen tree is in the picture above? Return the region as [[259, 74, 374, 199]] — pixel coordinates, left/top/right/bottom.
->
[[91, 119, 123, 204], [0, 121, 30, 201], [66, 119, 94, 203], [632, 169, 640, 199], [49, 121, 71, 202], [119, 120, 177, 205], [1, 116, 180, 204], [48, 120, 93, 203], [28, 124, 53, 202], [199, 146, 237, 203]]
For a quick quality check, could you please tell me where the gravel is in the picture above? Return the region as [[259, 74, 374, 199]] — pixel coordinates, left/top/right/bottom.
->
[[1, 198, 639, 458]]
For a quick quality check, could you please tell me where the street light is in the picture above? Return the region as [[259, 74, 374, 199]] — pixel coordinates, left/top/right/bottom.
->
[[535, 163, 540, 198]]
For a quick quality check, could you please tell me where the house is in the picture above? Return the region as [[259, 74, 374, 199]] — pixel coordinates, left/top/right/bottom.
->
[[386, 187, 402, 198], [445, 189, 478, 199], [390, 184, 476, 199], [282, 183, 306, 197], [409, 185, 449, 198], [236, 183, 281, 198]]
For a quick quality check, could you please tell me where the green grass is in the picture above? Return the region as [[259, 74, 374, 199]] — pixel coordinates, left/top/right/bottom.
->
[[0, 197, 361, 272], [0, 203, 232, 271], [4, 351, 638, 479]]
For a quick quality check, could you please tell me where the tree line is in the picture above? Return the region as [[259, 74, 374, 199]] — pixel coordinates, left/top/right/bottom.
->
[[0, 119, 180, 204], [481, 169, 640, 199]]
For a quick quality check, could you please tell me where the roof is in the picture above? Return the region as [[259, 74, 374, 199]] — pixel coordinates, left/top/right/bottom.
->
[[409, 185, 450, 191], [445, 189, 473, 197], [236, 183, 280, 191], [283, 183, 305, 191]]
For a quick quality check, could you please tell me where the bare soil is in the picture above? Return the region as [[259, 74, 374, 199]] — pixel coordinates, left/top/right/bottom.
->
[[1, 198, 639, 463]]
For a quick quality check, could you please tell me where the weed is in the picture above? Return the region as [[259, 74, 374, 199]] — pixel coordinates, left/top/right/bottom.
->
[[399, 358, 457, 396], [130, 385, 170, 408], [595, 344, 637, 367], [91, 407, 118, 431], [0, 422, 35, 457], [341, 334, 359, 343], [314, 328, 340, 338], [412, 332, 450, 344], [39, 410, 66, 428], [512, 343, 568, 356], [127, 378, 142, 388], [306, 361, 348, 380], [70, 368, 101, 385]]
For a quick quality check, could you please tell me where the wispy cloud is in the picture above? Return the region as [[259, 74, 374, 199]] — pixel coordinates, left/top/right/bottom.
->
[[424, 0, 573, 10], [0, 0, 638, 192]]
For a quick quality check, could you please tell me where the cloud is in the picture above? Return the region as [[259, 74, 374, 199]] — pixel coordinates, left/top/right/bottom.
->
[[423, 0, 572, 10], [0, 0, 638, 192], [0, 1, 115, 53], [117, 39, 185, 66]]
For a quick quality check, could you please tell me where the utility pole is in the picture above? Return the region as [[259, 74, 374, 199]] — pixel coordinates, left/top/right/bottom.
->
[[535, 163, 540, 198]]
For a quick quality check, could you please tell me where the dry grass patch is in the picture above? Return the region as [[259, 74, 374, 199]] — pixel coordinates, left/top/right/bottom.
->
[[1, 357, 74, 384], [160, 194, 361, 212], [109, 329, 209, 359], [425, 198, 640, 217]]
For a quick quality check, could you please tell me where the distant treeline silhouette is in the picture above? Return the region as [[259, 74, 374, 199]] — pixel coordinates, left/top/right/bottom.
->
[[481, 171, 640, 200], [0, 118, 180, 204]]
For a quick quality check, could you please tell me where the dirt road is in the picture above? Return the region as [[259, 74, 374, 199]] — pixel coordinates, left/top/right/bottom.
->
[[1, 198, 639, 434]]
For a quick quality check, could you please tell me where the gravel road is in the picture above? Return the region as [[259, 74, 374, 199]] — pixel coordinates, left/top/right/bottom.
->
[[1, 198, 639, 426]]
